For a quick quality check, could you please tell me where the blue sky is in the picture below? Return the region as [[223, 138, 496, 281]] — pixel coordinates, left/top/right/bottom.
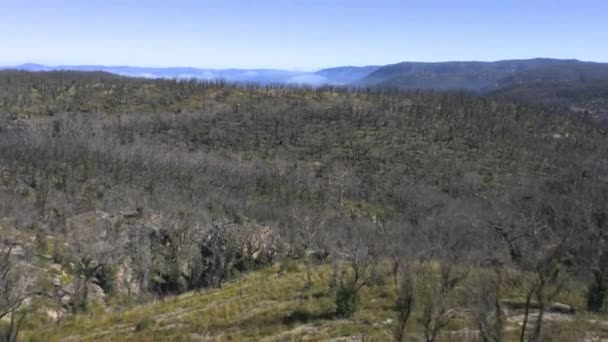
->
[[1, 0, 606, 70]]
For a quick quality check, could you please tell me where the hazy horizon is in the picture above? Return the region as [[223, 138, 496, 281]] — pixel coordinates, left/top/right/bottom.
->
[[4, 57, 607, 72], [1, 0, 607, 69]]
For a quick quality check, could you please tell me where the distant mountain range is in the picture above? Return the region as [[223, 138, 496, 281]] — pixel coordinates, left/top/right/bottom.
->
[[4, 58, 608, 93], [361, 58, 608, 91], [2, 63, 379, 86]]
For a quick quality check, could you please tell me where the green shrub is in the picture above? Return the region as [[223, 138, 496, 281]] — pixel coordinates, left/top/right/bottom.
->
[[335, 283, 359, 318], [279, 258, 299, 273], [586, 279, 607, 313], [95, 265, 117, 295], [134, 317, 156, 332]]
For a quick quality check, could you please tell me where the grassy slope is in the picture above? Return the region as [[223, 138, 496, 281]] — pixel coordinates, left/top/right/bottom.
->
[[22, 263, 608, 342]]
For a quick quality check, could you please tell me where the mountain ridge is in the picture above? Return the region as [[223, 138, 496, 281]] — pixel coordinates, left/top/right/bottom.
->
[[4, 58, 608, 93], [357, 58, 608, 90], [2, 63, 378, 86]]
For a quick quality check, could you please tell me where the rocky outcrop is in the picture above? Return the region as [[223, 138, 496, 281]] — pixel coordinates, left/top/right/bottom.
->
[[548, 302, 576, 314]]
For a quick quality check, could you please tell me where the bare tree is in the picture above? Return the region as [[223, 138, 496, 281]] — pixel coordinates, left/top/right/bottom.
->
[[519, 245, 571, 342], [393, 264, 416, 342], [0, 244, 35, 342], [68, 214, 126, 312], [414, 198, 484, 342], [196, 222, 242, 289], [569, 155, 608, 313], [152, 211, 206, 293], [332, 218, 380, 318], [418, 263, 469, 342], [467, 267, 505, 342], [126, 223, 154, 299], [289, 206, 331, 287], [327, 164, 356, 207], [487, 189, 574, 342]]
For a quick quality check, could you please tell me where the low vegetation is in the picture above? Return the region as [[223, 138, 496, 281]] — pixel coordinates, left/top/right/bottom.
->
[[18, 262, 608, 341]]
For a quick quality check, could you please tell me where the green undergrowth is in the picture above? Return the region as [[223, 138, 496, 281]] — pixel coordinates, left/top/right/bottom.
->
[[20, 262, 608, 341]]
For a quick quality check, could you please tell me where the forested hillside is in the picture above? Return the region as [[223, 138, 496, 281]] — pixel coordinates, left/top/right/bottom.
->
[[1, 71, 608, 341], [359, 59, 608, 91], [491, 79, 608, 121]]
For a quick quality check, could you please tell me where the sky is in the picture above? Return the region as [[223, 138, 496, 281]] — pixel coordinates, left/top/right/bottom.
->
[[0, 0, 606, 70]]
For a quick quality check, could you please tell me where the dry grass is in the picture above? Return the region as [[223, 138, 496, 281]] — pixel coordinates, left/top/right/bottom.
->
[[19, 262, 608, 341]]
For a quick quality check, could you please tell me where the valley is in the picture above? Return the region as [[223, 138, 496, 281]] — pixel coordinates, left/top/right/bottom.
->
[[1, 70, 608, 341]]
